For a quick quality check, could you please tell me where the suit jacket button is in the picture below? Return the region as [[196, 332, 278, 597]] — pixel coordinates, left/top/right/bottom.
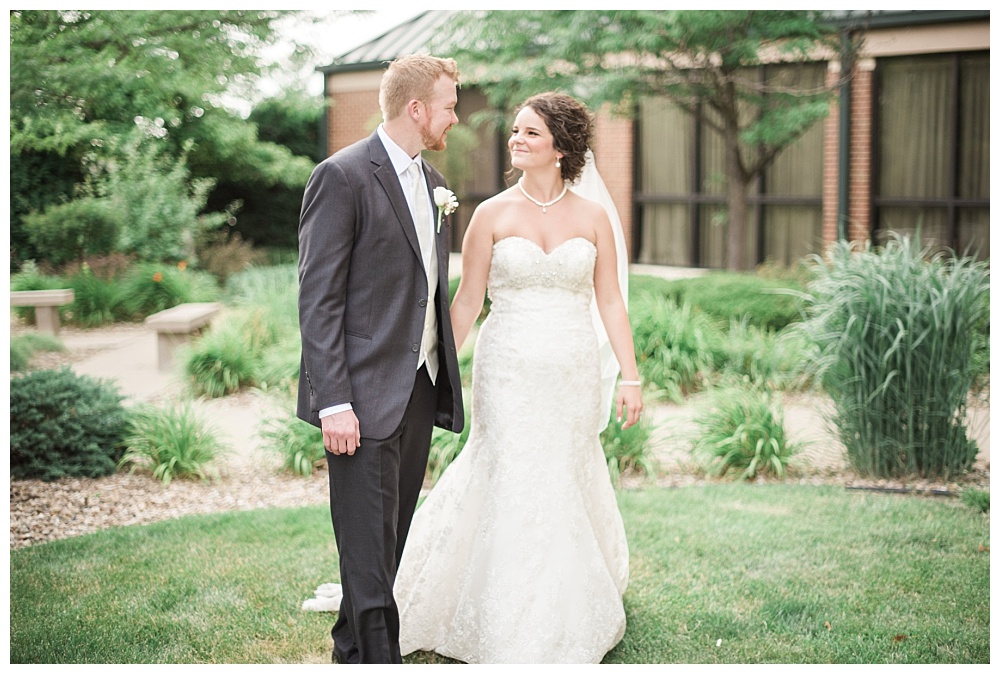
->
[[419, 299, 428, 307], [412, 344, 419, 352]]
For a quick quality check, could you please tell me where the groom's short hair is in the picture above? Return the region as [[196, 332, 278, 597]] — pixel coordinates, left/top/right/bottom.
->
[[380, 54, 460, 121]]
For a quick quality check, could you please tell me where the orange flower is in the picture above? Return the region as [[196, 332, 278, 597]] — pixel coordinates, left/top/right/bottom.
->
[[177, 260, 188, 271], [152, 272, 163, 283]]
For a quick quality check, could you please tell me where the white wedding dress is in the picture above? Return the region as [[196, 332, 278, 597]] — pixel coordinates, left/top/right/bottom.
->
[[393, 235, 629, 663], [302, 153, 631, 664]]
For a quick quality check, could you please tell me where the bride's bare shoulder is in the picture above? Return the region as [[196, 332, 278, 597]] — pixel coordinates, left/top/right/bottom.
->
[[567, 190, 611, 223], [472, 186, 520, 217]]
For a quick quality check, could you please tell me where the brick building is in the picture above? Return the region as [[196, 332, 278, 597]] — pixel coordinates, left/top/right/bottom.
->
[[317, 10, 989, 267]]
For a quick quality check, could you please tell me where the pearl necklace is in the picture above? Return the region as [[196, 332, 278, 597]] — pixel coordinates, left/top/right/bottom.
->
[[517, 177, 568, 214]]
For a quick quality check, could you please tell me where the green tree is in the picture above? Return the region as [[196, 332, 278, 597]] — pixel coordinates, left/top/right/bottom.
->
[[9, 10, 319, 265], [202, 90, 326, 249], [446, 10, 852, 270]]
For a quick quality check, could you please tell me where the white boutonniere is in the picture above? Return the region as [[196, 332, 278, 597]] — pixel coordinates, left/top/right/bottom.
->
[[433, 186, 458, 233]]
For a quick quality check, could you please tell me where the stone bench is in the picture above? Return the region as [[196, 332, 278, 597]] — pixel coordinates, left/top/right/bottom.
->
[[10, 289, 75, 335], [145, 302, 222, 371]]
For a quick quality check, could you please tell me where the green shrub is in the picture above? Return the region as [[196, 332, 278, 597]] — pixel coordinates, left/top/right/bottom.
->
[[600, 412, 656, 487], [21, 197, 123, 267], [10, 332, 65, 371], [182, 319, 261, 397], [634, 272, 805, 332], [120, 402, 228, 485], [800, 235, 988, 480], [628, 273, 675, 302], [118, 263, 219, 319], [630, 293, 723, 402], [10, 367, 129, 481], [258, 412, 325, 477], [960, 489, 989, 513], [691, 387, 799, 480]]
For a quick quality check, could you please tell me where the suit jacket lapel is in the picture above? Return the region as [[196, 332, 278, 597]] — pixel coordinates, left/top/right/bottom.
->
[[368, 133, 423, 265]]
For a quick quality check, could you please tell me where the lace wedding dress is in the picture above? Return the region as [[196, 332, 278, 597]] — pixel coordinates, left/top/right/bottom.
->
[[302, 153, 631, 663], [392, 235, 629, 663]]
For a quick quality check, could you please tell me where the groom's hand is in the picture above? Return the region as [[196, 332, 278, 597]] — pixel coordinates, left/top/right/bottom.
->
[[322, 410, 361, 456]]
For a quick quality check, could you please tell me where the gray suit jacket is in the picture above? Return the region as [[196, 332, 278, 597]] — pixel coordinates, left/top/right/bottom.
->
[[296, 131, 464, 440]]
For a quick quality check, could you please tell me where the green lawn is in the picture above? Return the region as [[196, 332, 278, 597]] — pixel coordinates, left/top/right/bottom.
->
[[10, 484, 989, 664]]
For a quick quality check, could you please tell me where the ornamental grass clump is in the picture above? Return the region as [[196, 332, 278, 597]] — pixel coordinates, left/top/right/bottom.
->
[[10, 332, 65, 371], [183, 318, 261, 397], [691, 386, 798, 480], [65, 264, 126, 326], [258, 408, 325, 477], [120, 402, 228, 485], [182, 266, 303, 397], [800, 234, 989, 480], [629, 292, 722, 403], [960, 489, 989, 514], [718, 315, 817, 392]]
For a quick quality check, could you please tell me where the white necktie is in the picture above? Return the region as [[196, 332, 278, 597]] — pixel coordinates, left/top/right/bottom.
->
[[406, 161, 439, 383], [407, 162, 432, 269]]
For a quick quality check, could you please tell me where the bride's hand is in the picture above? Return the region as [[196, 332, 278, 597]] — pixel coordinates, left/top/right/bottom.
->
[[616, 386, 644, 430]]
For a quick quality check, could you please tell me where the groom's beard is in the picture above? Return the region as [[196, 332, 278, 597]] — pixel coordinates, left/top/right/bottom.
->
[[421, 121, 451, 152]]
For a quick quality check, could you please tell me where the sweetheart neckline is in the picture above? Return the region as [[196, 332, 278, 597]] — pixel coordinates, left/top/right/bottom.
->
[[493, 235, 596, 256]]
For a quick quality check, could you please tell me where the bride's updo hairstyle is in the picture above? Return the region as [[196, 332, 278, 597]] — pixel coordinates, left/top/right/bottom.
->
[[516, 92, 593, 183]]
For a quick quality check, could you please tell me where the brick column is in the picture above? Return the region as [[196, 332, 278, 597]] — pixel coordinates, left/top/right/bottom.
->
[[847, 59, 876, 245], [821, 60, 843, 249], [593, 108, 635, 260]]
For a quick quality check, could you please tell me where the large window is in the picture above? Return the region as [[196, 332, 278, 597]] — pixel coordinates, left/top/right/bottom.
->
[[875, 53, 989, 258], [636, 63, 826, 268]]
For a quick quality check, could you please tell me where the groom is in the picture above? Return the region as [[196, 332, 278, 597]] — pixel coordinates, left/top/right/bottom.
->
[[297, 54, 465, 664]]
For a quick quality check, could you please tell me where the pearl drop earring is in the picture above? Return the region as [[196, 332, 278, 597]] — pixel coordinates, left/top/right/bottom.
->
[[555, 158, 561, 168]]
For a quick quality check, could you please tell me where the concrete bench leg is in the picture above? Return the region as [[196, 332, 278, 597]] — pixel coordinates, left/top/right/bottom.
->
[[156, 331, 195, 371], [35, 306, 61, 335]]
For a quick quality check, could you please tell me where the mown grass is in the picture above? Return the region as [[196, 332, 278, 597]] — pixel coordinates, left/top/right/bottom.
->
[[10, 485, 989, 664]]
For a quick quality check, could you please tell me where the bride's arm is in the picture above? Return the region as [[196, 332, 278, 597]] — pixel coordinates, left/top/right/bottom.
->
[[592, 207, 644, 429], [449, 205, 494, 352]]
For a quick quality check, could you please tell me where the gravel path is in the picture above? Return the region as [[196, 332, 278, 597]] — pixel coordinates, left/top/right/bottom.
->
[[9, 323, 990, 550]]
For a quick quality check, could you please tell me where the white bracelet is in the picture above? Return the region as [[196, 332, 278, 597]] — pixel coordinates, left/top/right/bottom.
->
[[619, 380, 641, 387]]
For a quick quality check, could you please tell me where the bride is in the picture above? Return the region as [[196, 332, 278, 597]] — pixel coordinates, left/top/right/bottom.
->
[[306, 92, 643, 664]]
